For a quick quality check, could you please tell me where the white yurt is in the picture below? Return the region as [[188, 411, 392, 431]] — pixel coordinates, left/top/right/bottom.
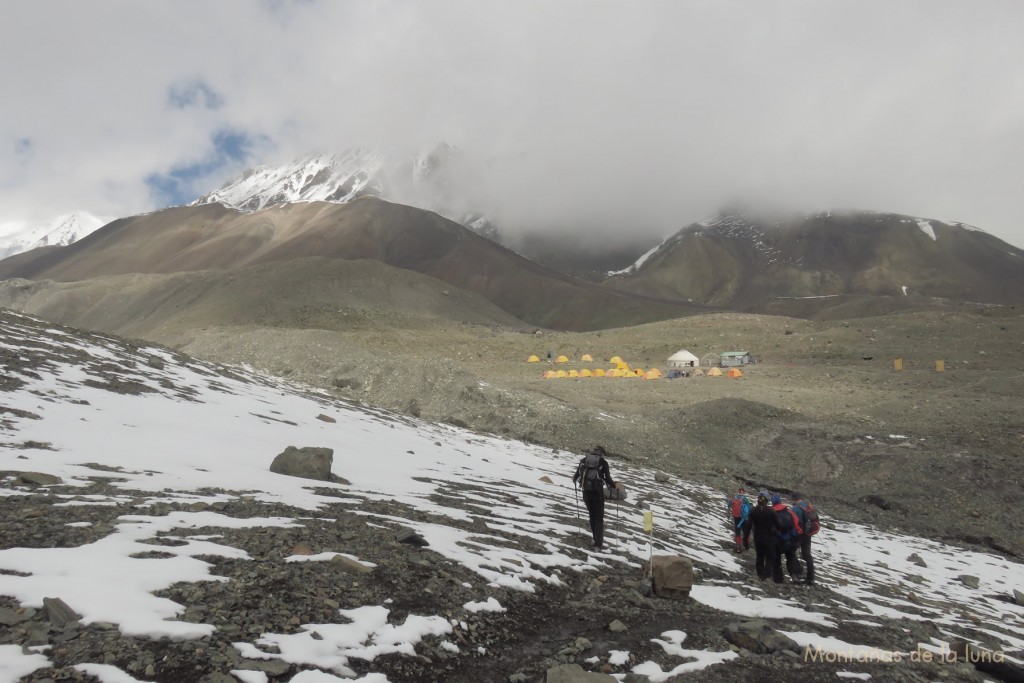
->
[[667, 349, 699, 368]]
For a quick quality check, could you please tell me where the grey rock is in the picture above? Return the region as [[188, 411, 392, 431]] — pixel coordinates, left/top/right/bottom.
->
[[396, 527, 429, 547], [958, 574, 980, 589], [145, 355, 165, 370], [608, 619, 627, 633], [27, 627, 49, 647], [509, 675, 530, 683], [623, 675, 652, 683], [546, 663, 617, 682], [316, 413, 337, 423], [43, 596, 82, 628], [0, 607, 29, 626], [723, 619, 800, 654], [907, 553, 927, 567], [330, 554, 372, 574], [17, 472, 63, 486], [1013, 588, 1024, 606], [237, 659, 291, 676], [269, 446, 339, 482], [198, 674, 237, 683], [654, 472, 670, 483]]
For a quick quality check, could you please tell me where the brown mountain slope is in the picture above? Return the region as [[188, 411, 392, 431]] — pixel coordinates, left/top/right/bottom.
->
[[0, 198, 704, 331], [605, 212, 1024, 312], [0, 257, 530, 342]]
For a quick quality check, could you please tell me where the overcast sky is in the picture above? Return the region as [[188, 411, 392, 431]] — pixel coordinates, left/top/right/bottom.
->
[[2, 1, 1023, 246]]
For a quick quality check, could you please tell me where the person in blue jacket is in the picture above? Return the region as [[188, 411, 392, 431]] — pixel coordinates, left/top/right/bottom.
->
[[791, 492, 816, 585]]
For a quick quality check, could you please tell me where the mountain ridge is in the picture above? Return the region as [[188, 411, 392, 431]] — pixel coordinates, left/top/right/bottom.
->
[[603, 210, 1024, 312]]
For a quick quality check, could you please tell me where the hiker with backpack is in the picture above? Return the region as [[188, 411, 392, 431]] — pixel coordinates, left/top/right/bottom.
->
[[749, 491, 780, 580], [791, 492, 819, 585], [572, 445, 617, 551], [771, 494, 804, 583], [727, 488, 752, 552]]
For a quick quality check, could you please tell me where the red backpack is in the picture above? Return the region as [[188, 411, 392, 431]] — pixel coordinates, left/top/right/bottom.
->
[[730, 497, 742, 517], [797, 501, 821, 536]]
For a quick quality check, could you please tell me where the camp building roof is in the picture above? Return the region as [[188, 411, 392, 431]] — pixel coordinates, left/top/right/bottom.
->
[[667, 350, 699, 362], [721, 351, 749, 357]]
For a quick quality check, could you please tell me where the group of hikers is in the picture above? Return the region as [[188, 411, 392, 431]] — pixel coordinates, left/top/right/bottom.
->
[[571, 446, 820, 587], [729, 487, 819, 585]]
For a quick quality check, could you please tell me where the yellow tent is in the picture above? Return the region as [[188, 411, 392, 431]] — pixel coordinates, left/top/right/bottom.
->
[[727, 368, 743, 378], [568, 369, 579, 378], [633, 368, 645, 376], [606, 369, 621, 377], [580, 369, 593, 377], [616, 362, 630, 371], [594, 368, 606, 377], [581, 353, 594, 362], [543, 370, 556, 379], [691, 367, 705, 376], [556, 355, 569, 364], [707, 367, 723, 377], [556, 370, 568, 378], [609, 356, 623, 364], [643, 369, 660, 380], [527, 355, 540, 363], [647, 368, 662, 378]]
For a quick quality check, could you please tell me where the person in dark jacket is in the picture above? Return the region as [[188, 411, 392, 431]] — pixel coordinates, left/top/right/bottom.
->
[[748, 491, 780, 580], [771, 494, 803, 583], [791, 492, 815, 585], [572, 445, 617, 550]]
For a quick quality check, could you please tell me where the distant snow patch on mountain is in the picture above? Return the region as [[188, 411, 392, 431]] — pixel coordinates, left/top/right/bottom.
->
[[916, 219, 937, 241], [607, 239, 665, 276], [0, 211, 109, 259]]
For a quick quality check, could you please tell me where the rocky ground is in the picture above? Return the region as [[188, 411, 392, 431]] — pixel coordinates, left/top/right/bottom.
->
[[2, 474, 1018, 683], [1, 303, 1023, 682]]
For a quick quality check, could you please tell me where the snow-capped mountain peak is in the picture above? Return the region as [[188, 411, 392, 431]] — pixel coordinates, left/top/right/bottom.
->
[[191, 147, 388, 212], [0, 211, 109, 260]]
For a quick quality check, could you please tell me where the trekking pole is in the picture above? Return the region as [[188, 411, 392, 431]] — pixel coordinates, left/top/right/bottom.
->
[[573, 483, 581, 535]]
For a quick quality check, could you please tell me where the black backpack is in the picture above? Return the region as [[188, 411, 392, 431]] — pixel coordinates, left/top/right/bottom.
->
[[580, 454, 602, 490]]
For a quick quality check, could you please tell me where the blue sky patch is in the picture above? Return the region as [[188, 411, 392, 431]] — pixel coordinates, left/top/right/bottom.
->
[[146, 128, 267, 207]]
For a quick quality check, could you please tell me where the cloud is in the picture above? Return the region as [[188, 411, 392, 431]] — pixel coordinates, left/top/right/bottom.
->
[[167, 81, 225, 110], [1, 0, 1023, 247]]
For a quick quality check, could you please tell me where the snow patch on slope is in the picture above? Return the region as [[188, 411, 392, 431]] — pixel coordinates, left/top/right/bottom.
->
[[916, 219, 937, 241]]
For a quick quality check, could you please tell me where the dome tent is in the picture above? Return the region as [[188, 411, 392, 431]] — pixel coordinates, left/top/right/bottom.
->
[[667, 350, 699, 368]]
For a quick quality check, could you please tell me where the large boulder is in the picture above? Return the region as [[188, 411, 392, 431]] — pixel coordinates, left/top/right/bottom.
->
[[651, 554, 693, 599], [17, 472, 62, 486], [545, 664, 616, 682], [723, 620, 800, 654], [269, 446, 339, 482]]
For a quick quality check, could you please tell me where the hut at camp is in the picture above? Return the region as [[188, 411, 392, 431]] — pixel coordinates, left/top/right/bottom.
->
[[667, 349, 699, 368], [701, 352, 721, 368], [720, 351, 754, 367]]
